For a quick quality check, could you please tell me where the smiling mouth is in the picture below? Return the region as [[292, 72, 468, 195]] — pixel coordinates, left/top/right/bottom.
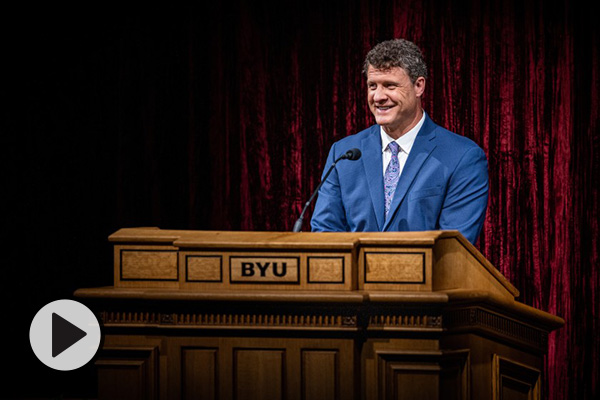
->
[[376, 105, 394, 111]]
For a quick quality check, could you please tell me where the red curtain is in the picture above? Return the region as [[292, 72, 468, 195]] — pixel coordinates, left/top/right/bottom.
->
[[188, 0, 598, 398]]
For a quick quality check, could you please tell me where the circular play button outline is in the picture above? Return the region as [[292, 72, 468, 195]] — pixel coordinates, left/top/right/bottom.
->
[[30, 299, 102, 371]]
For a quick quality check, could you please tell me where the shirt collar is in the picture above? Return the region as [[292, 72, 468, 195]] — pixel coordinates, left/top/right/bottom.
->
[[380, 112, 426, 154]]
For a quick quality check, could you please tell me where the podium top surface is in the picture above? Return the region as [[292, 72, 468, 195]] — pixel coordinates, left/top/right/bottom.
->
[[109, 227, 457, 247], [108, 228, 519, 298]]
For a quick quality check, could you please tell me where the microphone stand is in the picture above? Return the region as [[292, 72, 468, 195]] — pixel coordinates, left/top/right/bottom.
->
[[292, 149, 361, 232]]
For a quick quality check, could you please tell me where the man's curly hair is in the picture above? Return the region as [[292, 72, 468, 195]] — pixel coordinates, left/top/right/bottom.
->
[[362, 39, 428, 83]]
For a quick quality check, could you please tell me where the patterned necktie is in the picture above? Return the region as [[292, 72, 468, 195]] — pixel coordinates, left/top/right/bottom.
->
[[384, 141, 401, 218]]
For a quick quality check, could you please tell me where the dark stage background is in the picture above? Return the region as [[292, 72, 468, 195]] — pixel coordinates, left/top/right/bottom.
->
[[3, 0, 598, 398]]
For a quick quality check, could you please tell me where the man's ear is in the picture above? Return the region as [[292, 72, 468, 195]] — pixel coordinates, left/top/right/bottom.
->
[[414, 77, 426, 97]]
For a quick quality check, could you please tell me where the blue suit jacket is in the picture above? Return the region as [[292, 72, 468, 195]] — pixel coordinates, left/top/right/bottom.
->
[[310, 114, 489, 244]]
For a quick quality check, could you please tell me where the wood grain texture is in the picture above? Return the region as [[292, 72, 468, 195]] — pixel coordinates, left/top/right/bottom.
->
[[121, 250, 178, 280], [182, 348, 218, 400], [364, 252, 424, 283], [307, 257, 344, 283], [115, 244, 180, 289], [234, 349, 284, 400], [433, 238, 518, 300], [186, 255, 222, 282], [302, 350, 338, 400], [359, 248, 432, 291]]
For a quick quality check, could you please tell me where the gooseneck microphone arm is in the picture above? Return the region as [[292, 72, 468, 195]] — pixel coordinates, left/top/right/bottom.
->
[[292, 148, 361, 232]]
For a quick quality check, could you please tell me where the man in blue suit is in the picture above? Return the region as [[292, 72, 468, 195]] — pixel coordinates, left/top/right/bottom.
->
[[310, 39, 488, 244]]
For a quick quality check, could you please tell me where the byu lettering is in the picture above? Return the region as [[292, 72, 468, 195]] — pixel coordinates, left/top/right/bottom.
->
[[241, 262, 255, 277], [256, 262, 270, 276], [272, 262, 287, 277], [239, 262, 288, 277], [231, 257, 298, 283]]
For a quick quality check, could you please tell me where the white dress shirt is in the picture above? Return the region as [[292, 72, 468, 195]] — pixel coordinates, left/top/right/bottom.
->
[[380, 112, 426, 176]]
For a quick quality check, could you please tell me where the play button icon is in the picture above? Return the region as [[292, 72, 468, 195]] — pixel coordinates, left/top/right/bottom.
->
[[52, 312, 87, 357], [30, 299, 101, 371]]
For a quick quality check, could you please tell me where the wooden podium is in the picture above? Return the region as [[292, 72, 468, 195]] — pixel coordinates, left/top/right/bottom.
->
[[75, 228, 564, 400]]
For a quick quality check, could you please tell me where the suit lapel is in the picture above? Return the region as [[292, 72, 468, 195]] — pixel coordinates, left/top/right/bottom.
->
[[383, 115, 438, 231], [361, 126, 385, 230]]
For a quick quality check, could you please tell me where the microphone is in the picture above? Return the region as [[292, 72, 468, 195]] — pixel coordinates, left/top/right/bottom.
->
[[292, 148, 362, 232], [340, 148, 361, 161]]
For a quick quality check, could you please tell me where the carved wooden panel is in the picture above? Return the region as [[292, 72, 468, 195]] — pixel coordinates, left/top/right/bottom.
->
[[440, 350, 470, 400], [178, 251, 353, 291], [95, 346, 159, 400], [365, 252, 425, 283], [359, 248, 432, 291], [384, 358, 439, 399], [492, 354, 540, 400], [182, 347, 218, 400], [159, 336, 355, 400], [374, 350, 469, 400], [307, 257, 344, 283], [234, 349, 285, 400], [121, 250, 178, 280], [186, 255, 222, 282], [115, 245, 179, 288], [302, 350, 338, 400]]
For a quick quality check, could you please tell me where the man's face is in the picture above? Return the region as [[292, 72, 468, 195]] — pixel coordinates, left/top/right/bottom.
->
[[366, 65, 425, 137]]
